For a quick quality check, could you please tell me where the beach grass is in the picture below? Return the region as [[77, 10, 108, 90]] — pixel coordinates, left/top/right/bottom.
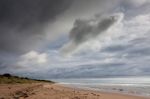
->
[[0, 73, 54, 84]]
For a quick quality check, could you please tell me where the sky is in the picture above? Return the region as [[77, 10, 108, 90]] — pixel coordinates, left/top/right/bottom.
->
[[0, 0, 150, 79]]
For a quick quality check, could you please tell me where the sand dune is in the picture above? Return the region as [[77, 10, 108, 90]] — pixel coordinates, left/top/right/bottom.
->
[[0, 83, 149, 99]]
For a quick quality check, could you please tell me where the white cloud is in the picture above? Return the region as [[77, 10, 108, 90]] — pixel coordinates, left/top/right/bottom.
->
[[17, 51, 48, 67]]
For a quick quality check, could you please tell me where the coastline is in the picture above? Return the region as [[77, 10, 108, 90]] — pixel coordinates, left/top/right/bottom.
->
[[59, 83, 150, 99], [60, 83, 150, 98], [0, 83, 149, 99], [52, 77, 150, 98]]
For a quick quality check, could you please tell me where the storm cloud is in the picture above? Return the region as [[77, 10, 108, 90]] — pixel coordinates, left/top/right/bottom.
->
[[0, 0, 72, 54], [61, 13, 123, 55]]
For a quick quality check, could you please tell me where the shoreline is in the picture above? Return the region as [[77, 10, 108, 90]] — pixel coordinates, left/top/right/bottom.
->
[[59, 83, 150, 98], [0, 83, 149, 99], [59, 83, 150, 99]]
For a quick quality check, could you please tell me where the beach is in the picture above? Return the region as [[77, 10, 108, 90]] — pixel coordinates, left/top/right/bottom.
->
[[0, 83, 149, 99]]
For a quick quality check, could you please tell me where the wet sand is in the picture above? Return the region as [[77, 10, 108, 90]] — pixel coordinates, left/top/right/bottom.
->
[[0, 83, 149, 99]]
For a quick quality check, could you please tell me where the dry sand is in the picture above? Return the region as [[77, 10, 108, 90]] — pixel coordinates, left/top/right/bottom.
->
[[0, 83, 149, 99]]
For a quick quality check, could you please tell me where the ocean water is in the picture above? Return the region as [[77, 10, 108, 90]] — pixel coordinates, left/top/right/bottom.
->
[[52, 77, 150, 97]]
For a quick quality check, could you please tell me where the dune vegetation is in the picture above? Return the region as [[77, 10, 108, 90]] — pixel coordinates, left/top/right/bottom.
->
[[0, 73, 54, 84]]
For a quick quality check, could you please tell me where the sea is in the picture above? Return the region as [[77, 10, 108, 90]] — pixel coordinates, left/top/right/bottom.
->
[[51, 77, 150, 97]]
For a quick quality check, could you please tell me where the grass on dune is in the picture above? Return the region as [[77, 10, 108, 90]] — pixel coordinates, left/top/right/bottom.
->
[[0, 74, 54, 84]]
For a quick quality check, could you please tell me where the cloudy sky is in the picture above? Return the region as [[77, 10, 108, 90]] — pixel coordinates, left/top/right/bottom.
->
[[0, 0, 150, 79]]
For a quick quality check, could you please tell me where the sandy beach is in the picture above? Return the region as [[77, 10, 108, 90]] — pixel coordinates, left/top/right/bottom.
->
[[0, 83, 149, 99]]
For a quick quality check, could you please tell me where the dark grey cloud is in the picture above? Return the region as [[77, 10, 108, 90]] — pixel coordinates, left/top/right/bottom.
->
[[70, 15, 119, 43], [61, 13, 123, 55], [0, 0, 73, 54]]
